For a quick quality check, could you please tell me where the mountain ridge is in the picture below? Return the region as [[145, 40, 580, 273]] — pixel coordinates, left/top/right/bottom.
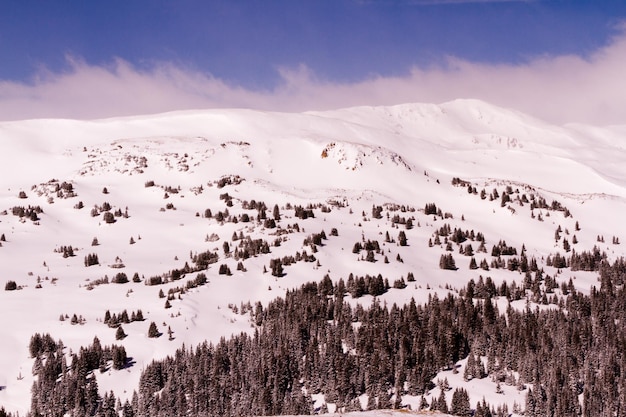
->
[[1, 99, 626, 415]]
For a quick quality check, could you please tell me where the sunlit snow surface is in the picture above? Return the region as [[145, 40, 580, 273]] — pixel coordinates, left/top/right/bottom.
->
[[2, 100, 626, 414]]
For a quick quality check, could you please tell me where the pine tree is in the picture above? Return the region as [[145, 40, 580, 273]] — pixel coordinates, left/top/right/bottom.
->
[[270, 259, 284, 277], [469, 257, 478, 270], [450, 387, 471, 416], [464, 354, 476, 380], [398, 231, 408, 246], [434, 390, 448, 413], [103, 212, 115, 224], [116, 326, 126, 340], [439, 253, 457, 270], [475, 399, 493, 417], [148, 322, 159, 338]]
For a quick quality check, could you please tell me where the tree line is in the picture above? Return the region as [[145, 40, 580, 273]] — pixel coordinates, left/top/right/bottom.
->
[[16, 258, 626, 416]]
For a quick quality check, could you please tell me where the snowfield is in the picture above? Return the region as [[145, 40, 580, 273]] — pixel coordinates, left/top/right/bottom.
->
[[1, 99, 626, 415]]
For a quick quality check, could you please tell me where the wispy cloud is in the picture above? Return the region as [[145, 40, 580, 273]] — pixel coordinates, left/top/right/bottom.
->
[[1, 28, 626, 125]]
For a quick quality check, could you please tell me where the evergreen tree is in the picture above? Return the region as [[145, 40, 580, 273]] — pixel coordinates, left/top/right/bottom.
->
[[147, 322, 159, 338], [434, 390, 449, 413], [450, 387, 471, 416], [439, 253, 457, 270], [398, 231, 408, 246], [112, 346, 127, 370], [116, 326, 126, 340], [469, 257, 478, 270], [475, 399, 493, 417], [103, 211, 115, 224], [270, 259, 284, 277], [273, 204, 281, 221]]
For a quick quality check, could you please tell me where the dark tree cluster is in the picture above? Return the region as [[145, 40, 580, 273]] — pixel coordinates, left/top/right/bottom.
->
[[490, 240, 517, 256], [104, 308, 144, 328], [55, 180, 76, 198], [146, 276, 164, 286], [390, 214, 414, 228], [451, 177, 472, 187], [218, 264, 232, 275], [294, 205, 315, 219], [383, 203, 415, 213], [11, 205, 43, 221], [439, 253, 457, 270], [346, 272, 389, 298], [54, 244, 75, 258], [216, 174, 244, 188], [352, 239, 380, 254], [4, 280, 17, 291], [269, 258, 284, 277], [102, 280, 504, 417], [84, 253, 99, 266], [27, 256, 626, 417], [192, 249, 220, 270], [240, 198, 267, 211], [398, 231, 408, 246], [424, 202, 440, 216], [111, 272, 129, 284], [529, 196, 571, 217], [233, 237, 271, 260], [433, 224, 485, 245], [371, 205, 383, 219], [267, 248, 318, 277], [162, 185, 179, 194], [487, 251, 538, 273], [162, 273, 210, 300], [546, 252, 568, 269], [144, 267, 195, 289], [302, 230, 327, 247], [30, 335, 128, 416], [29, 333, 58, 358], [568, 247, 607, 271], [185, 272, 208, 289], [102, 211, 115, 224]]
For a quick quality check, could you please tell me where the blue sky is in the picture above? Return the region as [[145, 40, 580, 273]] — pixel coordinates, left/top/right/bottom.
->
[[1, 0, 626, 123]]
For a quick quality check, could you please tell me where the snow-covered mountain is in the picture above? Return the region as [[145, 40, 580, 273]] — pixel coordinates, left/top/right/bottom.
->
[[1, 99, 626, 416]]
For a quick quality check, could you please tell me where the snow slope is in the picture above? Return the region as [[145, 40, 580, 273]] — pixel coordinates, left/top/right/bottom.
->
[[1, 99, 626, 415]]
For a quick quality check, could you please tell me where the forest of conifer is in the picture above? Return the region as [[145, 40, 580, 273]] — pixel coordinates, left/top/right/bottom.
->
[[10, 256, 626, 417]]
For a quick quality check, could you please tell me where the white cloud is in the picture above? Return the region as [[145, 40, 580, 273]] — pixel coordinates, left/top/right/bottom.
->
[[2, 30, 626, 125]]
